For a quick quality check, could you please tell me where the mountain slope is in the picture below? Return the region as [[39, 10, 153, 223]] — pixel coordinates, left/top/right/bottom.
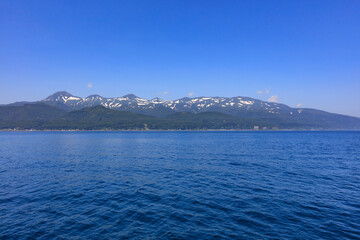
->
[[163, 112, 270, 129], [0, 103, 66, 121], [1, 91, 360, 130], [0, 105, 276, 130], [44, 105, 157, 130], [41, 91, 286, 117], [39, 91, 360, 129], [0, 103, 67, 129], [42, 107, 282, 130]]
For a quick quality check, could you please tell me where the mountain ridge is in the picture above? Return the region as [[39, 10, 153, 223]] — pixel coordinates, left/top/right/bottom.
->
[[0, 91, 359, 130], [41, 91, 299, 116]]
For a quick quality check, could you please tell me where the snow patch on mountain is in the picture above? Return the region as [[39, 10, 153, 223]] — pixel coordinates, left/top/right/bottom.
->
[[42, 91, 296, 116]]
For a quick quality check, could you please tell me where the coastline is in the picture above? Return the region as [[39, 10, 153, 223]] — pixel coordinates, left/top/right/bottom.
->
[[1, 129, 359, 132]]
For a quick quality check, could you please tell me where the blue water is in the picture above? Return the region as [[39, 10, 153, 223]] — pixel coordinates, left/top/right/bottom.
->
[[0, 131, 360, 239]]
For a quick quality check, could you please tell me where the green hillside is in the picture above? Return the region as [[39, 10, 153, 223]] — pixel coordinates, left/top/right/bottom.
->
[[1, 104, 360, 130]]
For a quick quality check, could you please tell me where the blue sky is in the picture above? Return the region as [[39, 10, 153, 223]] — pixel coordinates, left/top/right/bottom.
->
[[1, 0, 359, 116]]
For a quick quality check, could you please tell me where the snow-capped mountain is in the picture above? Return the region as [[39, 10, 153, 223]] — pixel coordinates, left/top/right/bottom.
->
[[2, 91, 360, 130], [42, 91, 298, 117]]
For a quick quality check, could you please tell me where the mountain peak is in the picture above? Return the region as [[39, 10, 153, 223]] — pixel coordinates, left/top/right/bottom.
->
[[151, 97, 162, 101], [123, 94, 138, 99], [50, 91, 73, 97], [86, 94, 103, 99], [44, 91, 73, 101], [179, 97, 191, 101]]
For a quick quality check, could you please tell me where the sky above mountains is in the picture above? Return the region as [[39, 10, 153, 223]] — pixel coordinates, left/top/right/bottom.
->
[[1, 0, 359, 117]]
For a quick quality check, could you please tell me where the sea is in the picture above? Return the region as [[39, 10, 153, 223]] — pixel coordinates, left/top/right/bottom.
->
[[0, 131, 359, 239]]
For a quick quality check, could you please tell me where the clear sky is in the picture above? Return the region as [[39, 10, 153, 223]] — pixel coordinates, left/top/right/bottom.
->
[[1, 0, 359, 117]]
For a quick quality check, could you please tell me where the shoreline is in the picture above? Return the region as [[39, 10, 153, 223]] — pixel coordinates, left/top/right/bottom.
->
[[1, 129, 359, 132]]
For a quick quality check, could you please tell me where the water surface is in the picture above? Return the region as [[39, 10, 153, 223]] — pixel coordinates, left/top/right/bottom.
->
[[0, 131, 359, 239]]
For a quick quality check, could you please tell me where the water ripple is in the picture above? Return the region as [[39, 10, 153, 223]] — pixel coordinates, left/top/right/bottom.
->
[[0, 131, 360, 239]]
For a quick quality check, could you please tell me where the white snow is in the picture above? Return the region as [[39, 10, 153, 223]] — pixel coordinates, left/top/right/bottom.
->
[[240, 100, 253, 105], [67, 96, 81, 101]]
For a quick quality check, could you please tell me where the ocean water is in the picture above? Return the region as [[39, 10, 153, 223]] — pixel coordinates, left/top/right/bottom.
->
[[0, 131, 359, 239]]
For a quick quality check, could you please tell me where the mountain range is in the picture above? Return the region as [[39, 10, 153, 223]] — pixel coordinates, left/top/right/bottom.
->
[[1, 91, 359, 130]]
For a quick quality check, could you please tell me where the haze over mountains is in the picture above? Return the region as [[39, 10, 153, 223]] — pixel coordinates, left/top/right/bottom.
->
[[1, 91, 360, 130]]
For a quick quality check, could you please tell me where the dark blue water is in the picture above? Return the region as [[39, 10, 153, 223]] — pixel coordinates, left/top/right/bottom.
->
[[0, 131, 360, 239]]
